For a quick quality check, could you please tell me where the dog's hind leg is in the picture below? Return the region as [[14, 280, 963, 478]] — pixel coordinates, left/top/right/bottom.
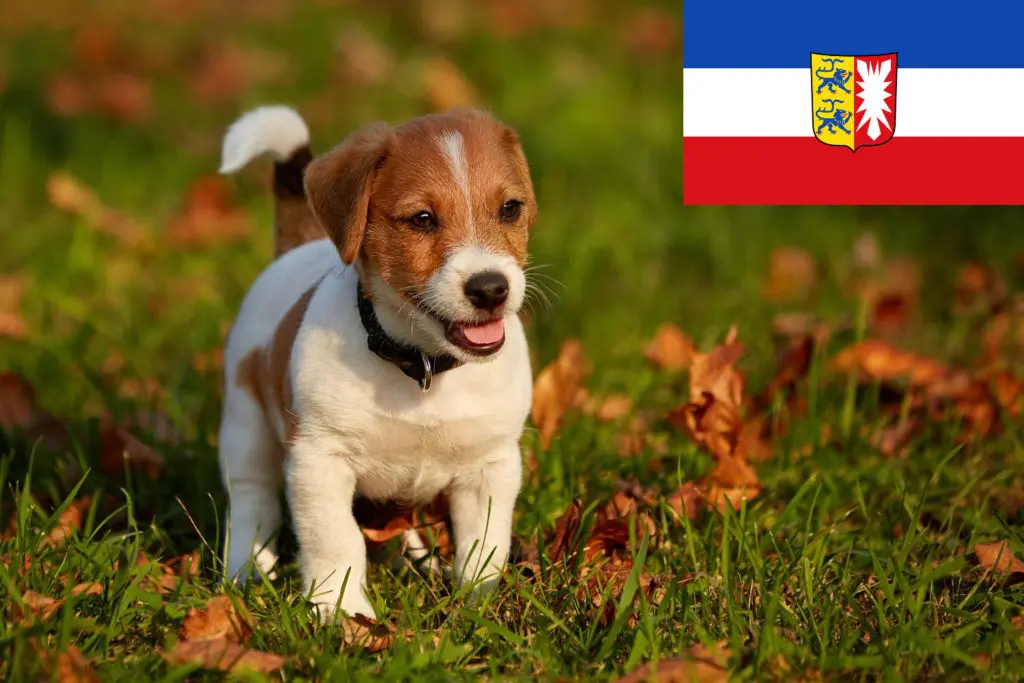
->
[[219, 383, 283, 582]]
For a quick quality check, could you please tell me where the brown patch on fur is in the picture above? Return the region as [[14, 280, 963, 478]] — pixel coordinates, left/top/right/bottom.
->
[[305, 108, 536, 302], [234, 280, 321, 442], [272, 146, 325, 258]]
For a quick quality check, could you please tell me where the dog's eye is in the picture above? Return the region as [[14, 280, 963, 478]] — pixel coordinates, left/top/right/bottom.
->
[[407, 211, 437, 231], [499, 199, 522, 223]]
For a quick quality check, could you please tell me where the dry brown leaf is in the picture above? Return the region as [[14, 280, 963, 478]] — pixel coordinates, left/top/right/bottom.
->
[[666, 482, 704, 521], [46, 172, 146, 248], [764, 246, 817, 303], [645, 323, 694, 371], [595, 394, 633, 422], [688, 337, 745, 409], [832, 339, 949, 387], [336, 24, 394, 85], [71, 581, 103, 598], [423, 58, 477, 111], [974, 541, 1024, 577], [181, 595, 254, 643], [42, 497, 92, 549], [546, 499, 584, 564], [13, 590, 63, 622], [163, 639, 286, 675], [53, 644, 101, 683], [190, 42, 291, 104], [953, 262, 1005, 316], [613, 640, 732, 682], [531, 339, 589, 448], [341, 614, 395, 652], [0, 274, 28, 339], [46, 73, 93, 117], [95, 73, 152, 123], [621, 7, 680, 57], [868, 416, 924, 459], [859, 257, 921, 332], [166, 176, 250, 248], [98, 419, 164, 479]]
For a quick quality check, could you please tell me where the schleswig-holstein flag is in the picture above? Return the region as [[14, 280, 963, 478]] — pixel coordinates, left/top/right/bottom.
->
[[682, 0, 1024, 205]]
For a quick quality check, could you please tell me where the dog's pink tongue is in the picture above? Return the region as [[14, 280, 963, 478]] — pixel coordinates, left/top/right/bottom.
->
[[461, 319, 505, 345]]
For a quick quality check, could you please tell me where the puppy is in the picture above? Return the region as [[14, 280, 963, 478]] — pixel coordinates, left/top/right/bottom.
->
[[216, 104, 537, 621]]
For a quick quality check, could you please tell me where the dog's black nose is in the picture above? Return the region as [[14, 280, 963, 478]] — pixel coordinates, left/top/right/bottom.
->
[[463, 271, 509, 310]]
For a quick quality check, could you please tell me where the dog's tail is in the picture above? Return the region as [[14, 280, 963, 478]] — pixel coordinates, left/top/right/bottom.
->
[[219, 105, 326, 258]]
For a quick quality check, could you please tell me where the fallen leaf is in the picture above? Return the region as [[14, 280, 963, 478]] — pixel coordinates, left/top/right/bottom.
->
[[190, 42, 291, 103], [531, 339, 589, 448], [546, 499, 584, 564], [12, 590, 63, 622], [868, 416, 924, 459], [335, 24, 394, 85], [952, 262, 1005, 316], [613, 640, 731, 682], [341, 614, 394, 652], [688, 335, 745, 409], [46, 72, 92, 117], [0, 274, 29, 339], [42, 497, 92, 549], [163, 639, 286, 675], [666, 482, 704, 521], [181, 595, 254, 643], [645, 323, 694, 371], [46, 172, 146, 248], [832, 339, 949, 387], [417, 0, 469, 42], [621, 7, 680, 57], [422, 57, 477, 111], [166, 176, 250, 248], [860, 257, 921, 332], [53, 644, 101, 683], [764, 246, 817, 303], [95, 73, 152, 123], [974, 541, 1024, 577], [71, 581, 103, 598], [98, 418, 164, 479], [594, 394, 633, 422]]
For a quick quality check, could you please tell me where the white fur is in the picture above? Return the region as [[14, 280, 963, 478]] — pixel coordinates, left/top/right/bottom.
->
[[220, 240, 531, 620], [438, 131, 474, 237], [219, 105, 310, 174]]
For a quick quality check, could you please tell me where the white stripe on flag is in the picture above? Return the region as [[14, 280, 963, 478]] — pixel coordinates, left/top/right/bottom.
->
[[683, 68, 1024, 137]]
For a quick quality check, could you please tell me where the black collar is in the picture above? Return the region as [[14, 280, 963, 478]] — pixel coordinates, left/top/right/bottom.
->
[[356, 281, 461, 391]]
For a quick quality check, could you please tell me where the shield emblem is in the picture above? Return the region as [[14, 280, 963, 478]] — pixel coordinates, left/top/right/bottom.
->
[[811, 52, 897, 151]]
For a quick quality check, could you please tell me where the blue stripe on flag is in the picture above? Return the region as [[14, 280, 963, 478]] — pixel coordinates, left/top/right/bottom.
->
[[683, 0, 1024, 68]]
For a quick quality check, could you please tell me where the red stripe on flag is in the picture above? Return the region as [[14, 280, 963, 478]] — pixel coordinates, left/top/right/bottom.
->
[[683, 137, 1024, 205]]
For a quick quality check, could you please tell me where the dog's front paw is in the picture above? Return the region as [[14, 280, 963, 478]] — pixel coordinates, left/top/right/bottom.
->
[[310, 591, 378, 625]]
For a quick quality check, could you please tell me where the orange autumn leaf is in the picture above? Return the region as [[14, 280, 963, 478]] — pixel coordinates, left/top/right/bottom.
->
[[763, 246, 818, 303], [163, 639, 286, 675], [831, 339, 949, 387], [688, 331, 745, 409], [0, 274, 29, 340], [42, 497, 92, 549], [98, 419, 164, 479], [341, 614, 395, 653], [531, 339, 589, 448], [644, 323, 694, 371], [180, 595, 254, 643], [546, 499, 584, 564], [613, 640, 732, 683], [53, 644, 101, 683], [974, 541, 1024, 577], [12, 590, 63, 623], [166, 176, 251, 248], [422, 58, 477, 111]]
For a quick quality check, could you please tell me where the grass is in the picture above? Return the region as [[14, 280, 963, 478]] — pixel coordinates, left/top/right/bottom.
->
[[2, 1, 1024, 681]]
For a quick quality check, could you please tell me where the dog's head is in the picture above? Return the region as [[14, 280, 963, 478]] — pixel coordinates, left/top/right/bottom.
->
[[304, 108, 537, 362]]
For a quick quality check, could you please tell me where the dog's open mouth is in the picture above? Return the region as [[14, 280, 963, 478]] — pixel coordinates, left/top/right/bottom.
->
[[445, 317, 506, 355]]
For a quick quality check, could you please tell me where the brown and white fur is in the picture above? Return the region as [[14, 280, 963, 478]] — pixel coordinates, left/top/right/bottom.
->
[[216, 104, 536, 622]]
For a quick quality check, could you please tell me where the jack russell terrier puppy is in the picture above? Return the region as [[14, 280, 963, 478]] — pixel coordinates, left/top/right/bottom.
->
[[216, 104, 536, 622]]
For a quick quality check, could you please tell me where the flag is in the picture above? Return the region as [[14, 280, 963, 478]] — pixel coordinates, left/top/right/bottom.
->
[[682, 1, 1024, 205]]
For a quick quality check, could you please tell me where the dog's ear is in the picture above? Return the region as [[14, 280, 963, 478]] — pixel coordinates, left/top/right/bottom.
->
[[304, 122, 393, 265]]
